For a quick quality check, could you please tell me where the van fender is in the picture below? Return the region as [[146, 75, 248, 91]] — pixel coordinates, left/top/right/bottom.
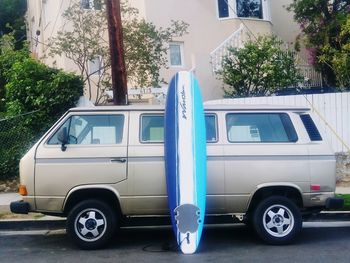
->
[[63, 185, 123, 214], [247, 182, 304, 211]]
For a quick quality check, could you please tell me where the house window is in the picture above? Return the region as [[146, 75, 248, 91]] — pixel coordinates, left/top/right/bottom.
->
[[217, 0, 267, 20], [236, 0, 262, 19], [169, 42, 184, 67], [218, 0, 229, 18], [81, 0, 102, 10], [88, 56, 103, 75]]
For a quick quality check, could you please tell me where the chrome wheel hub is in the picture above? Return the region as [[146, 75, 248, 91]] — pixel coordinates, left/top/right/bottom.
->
[[263, 204, 294, 238], [75, 209, 107, 242]]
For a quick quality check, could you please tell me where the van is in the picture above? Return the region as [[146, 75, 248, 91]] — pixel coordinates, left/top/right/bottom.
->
[[11, 103, 343, 249]]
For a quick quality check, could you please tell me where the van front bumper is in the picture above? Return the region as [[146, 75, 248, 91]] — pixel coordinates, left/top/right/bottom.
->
[[10, 201, 30, 214]]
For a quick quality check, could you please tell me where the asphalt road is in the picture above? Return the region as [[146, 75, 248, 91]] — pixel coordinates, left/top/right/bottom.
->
[[0, 223, 350, 263]]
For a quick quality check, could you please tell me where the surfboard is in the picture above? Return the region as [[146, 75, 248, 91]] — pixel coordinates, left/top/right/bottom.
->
[[164, 71, 207, 254]]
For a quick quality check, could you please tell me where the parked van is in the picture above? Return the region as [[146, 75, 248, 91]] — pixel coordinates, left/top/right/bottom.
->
[[11, 103, 343, 249]]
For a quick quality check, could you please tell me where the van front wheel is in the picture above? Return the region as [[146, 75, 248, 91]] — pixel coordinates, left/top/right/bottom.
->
[[252, 196, 302, 245], [67, 199, 117, 250]]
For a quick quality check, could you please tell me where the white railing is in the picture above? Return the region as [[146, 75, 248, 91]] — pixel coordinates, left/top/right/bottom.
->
[[288, 50, 323, 88], [295, 64, 323, 88], [210, 23, 244, 73]]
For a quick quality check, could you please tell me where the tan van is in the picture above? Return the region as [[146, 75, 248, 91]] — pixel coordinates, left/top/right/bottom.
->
[[11, 103, 343, 249]]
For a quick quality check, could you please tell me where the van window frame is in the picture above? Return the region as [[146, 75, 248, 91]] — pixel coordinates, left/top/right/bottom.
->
[[46, 113, 125, 146], [139, 114, 165, 144], [205, 113, 219, 143], [139, 113, 219, 144], [225, 112, 299, 143]]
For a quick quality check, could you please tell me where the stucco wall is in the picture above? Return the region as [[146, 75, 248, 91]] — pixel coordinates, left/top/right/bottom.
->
[[269, 0, 300, 46], [131, 0, 273, 101]]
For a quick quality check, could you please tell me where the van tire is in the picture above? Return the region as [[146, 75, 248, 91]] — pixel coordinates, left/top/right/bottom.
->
[[252, 196, 302, 245], [67, 199, 117, 250]]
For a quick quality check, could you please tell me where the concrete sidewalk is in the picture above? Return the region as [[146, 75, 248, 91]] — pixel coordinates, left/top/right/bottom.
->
[[0, 193, 22, 213]]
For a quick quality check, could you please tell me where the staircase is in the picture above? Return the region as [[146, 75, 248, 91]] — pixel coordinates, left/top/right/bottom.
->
[[210, 24, 244, 74], [209, 24, 322, 88]]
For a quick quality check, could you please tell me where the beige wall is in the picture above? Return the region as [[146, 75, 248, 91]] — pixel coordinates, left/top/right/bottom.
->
[[270, 0, 300, 46], [28, 0, 70, 68], [130, 0, 274, 100]]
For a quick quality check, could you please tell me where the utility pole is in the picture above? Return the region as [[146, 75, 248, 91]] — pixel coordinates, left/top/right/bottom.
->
[[105, 0, 128, 105]]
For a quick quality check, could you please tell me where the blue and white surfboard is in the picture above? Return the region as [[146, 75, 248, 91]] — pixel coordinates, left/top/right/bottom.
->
[[165, 71, 207, 254]]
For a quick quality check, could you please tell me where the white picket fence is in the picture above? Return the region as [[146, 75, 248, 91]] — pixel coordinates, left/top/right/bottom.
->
[[207, 92, 350, 153]]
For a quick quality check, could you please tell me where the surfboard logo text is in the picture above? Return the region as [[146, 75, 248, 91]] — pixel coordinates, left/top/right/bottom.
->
[[179, 86, 187, 120]]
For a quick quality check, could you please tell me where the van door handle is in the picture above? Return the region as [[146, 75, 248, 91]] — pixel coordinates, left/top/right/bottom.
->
[[110, 158, 127, 163]]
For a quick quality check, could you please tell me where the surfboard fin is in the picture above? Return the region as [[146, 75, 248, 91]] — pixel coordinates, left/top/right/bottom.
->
[[174, 204, 201, 234]]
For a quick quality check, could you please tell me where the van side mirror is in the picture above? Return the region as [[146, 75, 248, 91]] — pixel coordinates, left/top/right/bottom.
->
[[57, 127, 68, 152]]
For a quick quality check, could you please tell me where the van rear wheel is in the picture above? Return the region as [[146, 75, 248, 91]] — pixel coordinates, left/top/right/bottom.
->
[[252, 196, 302, 245], [67, 199, 117, 250]]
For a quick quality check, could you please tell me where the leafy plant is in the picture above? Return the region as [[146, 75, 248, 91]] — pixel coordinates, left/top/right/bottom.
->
[[319, 16, 350, 88], [218, 36, 302, 98], [0, 36, 83, 180], [0, 117, 32, 181], [0, 34, 29, 112], [0, 0, 27, 50], [5, 56, 83, 133], [49, 2, 111, 105], [288, 0, 350, 88]]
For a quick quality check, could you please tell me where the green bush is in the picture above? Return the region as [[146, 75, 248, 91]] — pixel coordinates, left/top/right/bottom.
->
[[0, 118, 33, 181], [218, 35, 302, 98], [0, 40, 83, 180], [5, 57, 83, 134], [0, 35, 29, 112]]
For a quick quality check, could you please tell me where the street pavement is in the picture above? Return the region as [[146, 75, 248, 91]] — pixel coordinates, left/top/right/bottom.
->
[[1, 190, 350, 262], [1, 223, 350, 263]]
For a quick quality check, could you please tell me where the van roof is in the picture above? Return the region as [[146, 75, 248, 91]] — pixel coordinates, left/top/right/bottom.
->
[[69, 103, 310, 112]]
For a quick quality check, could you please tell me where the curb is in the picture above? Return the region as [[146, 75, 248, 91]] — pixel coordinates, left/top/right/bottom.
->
[[305, 212, 350, 222], [0, 219, 66, 231]]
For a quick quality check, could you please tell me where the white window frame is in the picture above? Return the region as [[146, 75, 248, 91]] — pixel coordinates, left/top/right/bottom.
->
[[88, 56, 104, 76], [216, 0, 270, 21], [169, 42, 185, 68]]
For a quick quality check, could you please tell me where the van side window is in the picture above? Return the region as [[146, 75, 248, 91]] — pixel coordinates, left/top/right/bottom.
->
[[48, 115, 124, 145], [141, 115, 164, 143], [140, 114, 218, 143], [205, 114, 218, 142], [226, 113, 298, 143], [300, 114, 322, 141]]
